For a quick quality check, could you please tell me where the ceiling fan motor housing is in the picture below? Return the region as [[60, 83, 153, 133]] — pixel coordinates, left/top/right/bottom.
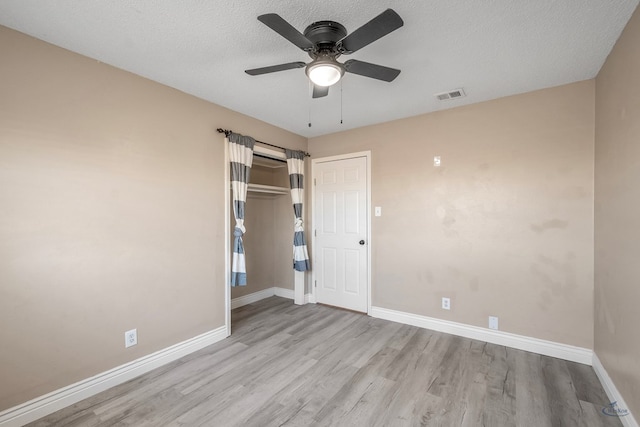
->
[[303, 20, 347, 57]]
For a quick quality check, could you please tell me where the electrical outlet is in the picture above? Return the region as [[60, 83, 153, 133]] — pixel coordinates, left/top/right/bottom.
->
[[125, 329, 137, 348], [442, 297, 451, 310], [489, 316, 499, 330]]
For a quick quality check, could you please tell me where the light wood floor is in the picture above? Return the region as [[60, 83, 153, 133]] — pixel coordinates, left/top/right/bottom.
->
[[28, 297, 621, 427]]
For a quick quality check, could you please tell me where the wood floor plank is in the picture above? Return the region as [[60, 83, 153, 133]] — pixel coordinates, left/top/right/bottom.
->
[[578, 400, 626, 427], [192, 357, 318, 426], [312, 344, 402, 424], [541, 356, 584, 426], [481, 345, 517, 426], [324, 376, 397, 427], [265, 359, 360, 426], [26, 297, 622, 427], [382, 328, 432, 382], [567, 362, 613, 407], [457, 342, 492, 427], [371, 330, 446, 425]]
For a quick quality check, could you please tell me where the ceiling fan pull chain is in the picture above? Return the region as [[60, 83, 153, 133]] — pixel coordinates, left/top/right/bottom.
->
[[340, 80, 343, 124], [308, 82, 312, 127]]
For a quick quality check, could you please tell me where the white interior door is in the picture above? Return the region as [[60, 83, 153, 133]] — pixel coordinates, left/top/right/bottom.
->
[[314, 155, 368, 313]]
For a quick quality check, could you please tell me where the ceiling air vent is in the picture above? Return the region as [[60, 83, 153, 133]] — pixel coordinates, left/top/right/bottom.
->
[[435, 88, 466, 101]]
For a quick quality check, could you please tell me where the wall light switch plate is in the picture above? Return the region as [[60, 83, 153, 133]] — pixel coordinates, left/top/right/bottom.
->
[[434, 156, 441, 167], [375, 206, 382, 217]]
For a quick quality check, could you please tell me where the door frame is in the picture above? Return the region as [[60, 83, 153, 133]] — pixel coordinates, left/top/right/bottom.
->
[[224, 140, 231, 336], [310, 151, 372, 314]]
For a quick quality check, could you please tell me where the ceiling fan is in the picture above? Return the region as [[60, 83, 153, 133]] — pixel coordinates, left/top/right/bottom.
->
[[245, 9, 404, 98]]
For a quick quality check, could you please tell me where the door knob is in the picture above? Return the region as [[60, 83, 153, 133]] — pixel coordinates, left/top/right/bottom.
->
[[359, 240, 365, 245]]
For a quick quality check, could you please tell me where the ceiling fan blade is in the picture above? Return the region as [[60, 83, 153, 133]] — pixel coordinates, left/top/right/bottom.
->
[[344, 59, 401, 82], [312, 85, 329, 98], [257, 14, 315, 51], [245, 62, 306, 76], [339, 9, 404, 53]]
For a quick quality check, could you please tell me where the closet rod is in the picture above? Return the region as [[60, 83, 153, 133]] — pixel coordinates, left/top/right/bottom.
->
[[217, 128, 310, 157]]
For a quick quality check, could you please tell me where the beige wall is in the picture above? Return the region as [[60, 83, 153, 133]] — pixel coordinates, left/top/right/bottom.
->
[[595, 4, 640, 418], [0, 26, 306, 411], [309, 81, 595, 348]]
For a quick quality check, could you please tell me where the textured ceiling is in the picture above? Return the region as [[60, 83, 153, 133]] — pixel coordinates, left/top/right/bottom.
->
[[0, 1, 638, 138]]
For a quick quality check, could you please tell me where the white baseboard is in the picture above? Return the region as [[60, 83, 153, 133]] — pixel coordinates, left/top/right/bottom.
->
[[230, 287, 276, 309], [231, 287, 298, 310], [274, 287, 294, 300], [0, 326, 228, 427], [592, 353, 638, 427], [305, 293, 315, 304], [370, 306, 593, 365]]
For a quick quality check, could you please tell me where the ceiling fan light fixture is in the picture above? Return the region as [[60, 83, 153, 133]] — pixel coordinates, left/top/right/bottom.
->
[[306, 59, 344, 87]]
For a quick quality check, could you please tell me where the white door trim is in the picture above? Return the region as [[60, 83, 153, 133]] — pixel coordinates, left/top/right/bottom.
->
[[224, 140, 231, 336], [311, 151, 372, 314]]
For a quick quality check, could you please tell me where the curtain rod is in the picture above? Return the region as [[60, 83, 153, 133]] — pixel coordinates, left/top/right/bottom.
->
[[217, 128, 310, 157]]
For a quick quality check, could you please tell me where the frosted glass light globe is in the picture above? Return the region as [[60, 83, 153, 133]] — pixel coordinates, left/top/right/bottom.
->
[[306, 60, 344, 87]]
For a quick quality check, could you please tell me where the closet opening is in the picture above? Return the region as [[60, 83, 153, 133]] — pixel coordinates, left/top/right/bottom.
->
[[224, 141, 307, 336]]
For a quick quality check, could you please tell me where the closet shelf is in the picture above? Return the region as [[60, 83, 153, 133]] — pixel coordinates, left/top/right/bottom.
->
[[247, 183, 289, 195]]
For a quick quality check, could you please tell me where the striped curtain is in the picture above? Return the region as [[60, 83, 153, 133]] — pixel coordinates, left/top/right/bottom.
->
[[228, 133, 255, 286], [285, 149, 311, 271]]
